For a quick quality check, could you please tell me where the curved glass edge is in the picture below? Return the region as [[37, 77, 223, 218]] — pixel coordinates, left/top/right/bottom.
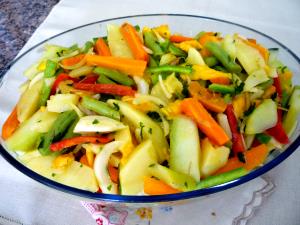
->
[[0, 14, 299, 203]]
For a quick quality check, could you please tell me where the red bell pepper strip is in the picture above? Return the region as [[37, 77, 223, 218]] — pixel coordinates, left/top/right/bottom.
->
[[50, 73, 79, 95], [79, 75, 99, 84], [50, 135, 113, 152], [225, 104, 246, 154], [273, 77, 282, 100], [266, 109, 289, 144], [73, 83, 135, 96]]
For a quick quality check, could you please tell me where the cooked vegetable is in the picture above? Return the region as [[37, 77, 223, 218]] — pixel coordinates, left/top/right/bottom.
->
[[2, 107, 19, 140], [197, 168, 248, 189], [93, 67, 134, 86], [119, 140, 157, 195], [181, 98, 229, 146], [3, 22, 298, 195], [81, 96, 120, 120], [38, 110, 78, 155], [245, 99, 277, 134], [170, 116, 201, 181]]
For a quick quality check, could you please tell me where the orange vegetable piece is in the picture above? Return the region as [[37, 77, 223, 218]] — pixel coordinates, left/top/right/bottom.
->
[[209, 77, 231, 85], [80, 154, 90, 167], [199, 32, 221, 57], [170, 35, 193, 43], [215, 144, 268, 174], [61, 54, 85, 67], [85, 54, 147, 76], [120, 23, 149, 61], [95, 38, 111, 56], [144, 176, 180, 195], [1, 106, 19, 140], [188, 81, 227, 113], [181, 98, 229, 146], [108, 164, 119, 183]]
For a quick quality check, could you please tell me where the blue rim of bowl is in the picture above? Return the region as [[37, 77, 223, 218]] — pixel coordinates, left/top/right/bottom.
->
[[0, 14, 299, 203]]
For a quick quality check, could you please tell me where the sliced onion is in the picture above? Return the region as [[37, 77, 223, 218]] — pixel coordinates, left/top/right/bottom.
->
[[133, 94, 167, 107], [69, 66, 94, 78], [143, 46, 153, 54], [158, 75, 172, 99], [29, 72, 43, 88], [216, 113, 232, 139], [133, 76, 149, 94]]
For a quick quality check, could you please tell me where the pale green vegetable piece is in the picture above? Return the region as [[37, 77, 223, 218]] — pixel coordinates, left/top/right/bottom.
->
[[148, 164, 196, 192], [47, 94, 80, 113], [245, 99, 277, 134], [186, 47, 205, 65]]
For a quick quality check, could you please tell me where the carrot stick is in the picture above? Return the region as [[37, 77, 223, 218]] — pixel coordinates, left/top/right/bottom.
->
[[61, 54, 85, 67], [144, 176, 181, 195], [181, 98, 229, 145], [108, 164, 119, 183], [85, 54, 147, 76], [120, 23, 149, 61], [2, 107, 19, 140], [215, 144, 268, 174], [95, 38, 111, 56], [170, 35, 193, 43]]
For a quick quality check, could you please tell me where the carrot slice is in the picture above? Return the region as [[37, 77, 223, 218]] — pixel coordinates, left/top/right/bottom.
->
[[215, 144, 268, 174], [170, 35, 193, 43], [120, 23, 149, 61], [108, 164, 119, 183], [2, 106, 19, 140], [95, 38, 111, 56], [181, 98, 229, 146], [144, 176, 181, 195], [85, 54, 147, 76], [61, 54, 85, 67]]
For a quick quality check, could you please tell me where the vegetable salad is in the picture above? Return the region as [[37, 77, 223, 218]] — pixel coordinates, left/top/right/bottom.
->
[[2, 23, 300, 195]]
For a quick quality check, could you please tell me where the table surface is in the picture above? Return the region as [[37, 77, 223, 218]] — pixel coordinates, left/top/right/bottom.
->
[[1, 0, 300, 224]]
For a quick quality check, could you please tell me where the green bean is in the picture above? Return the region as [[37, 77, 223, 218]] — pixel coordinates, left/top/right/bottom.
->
[[144, 31, 164, 56], [255, 133, 271, 144], [213, 65, 228, 72], [168, 43, 187, 57], [44, 60, 57, 78], [63, 117, 80, 139], [208, 83, 235, 94], [97, 74, 116, 84], [196, 168, 248, 189], [94, 67, 134, 86], [39, 80, 51, 107], [82, 41, 94, 53], [258, 79, 273, 90], [149, 55, 158, 67], [204, 56, 219, 67], [38, 110, 78, 155], [205, 42, 242, 73], [160, 40, 170, 52], [81, 96, 120, 120], [147, 65, 192, 74]]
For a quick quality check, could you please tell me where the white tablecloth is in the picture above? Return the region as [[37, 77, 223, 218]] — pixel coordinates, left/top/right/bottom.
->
[[2, 0, 300, 224]]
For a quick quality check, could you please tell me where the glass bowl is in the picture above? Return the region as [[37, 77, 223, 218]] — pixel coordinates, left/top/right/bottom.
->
[[0, 14, 299, 205]]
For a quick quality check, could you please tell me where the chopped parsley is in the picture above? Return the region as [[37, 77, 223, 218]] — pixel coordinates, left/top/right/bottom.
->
[[139, 122, 145, 140], [107, 184, 112, 191], [184, 181, 188, 188], [51, 173, 56, 177], [148, 163, 155, 167], [80, 164, 83, 168], [92, 119, 99, 124], [148, 128, 153, 134]]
